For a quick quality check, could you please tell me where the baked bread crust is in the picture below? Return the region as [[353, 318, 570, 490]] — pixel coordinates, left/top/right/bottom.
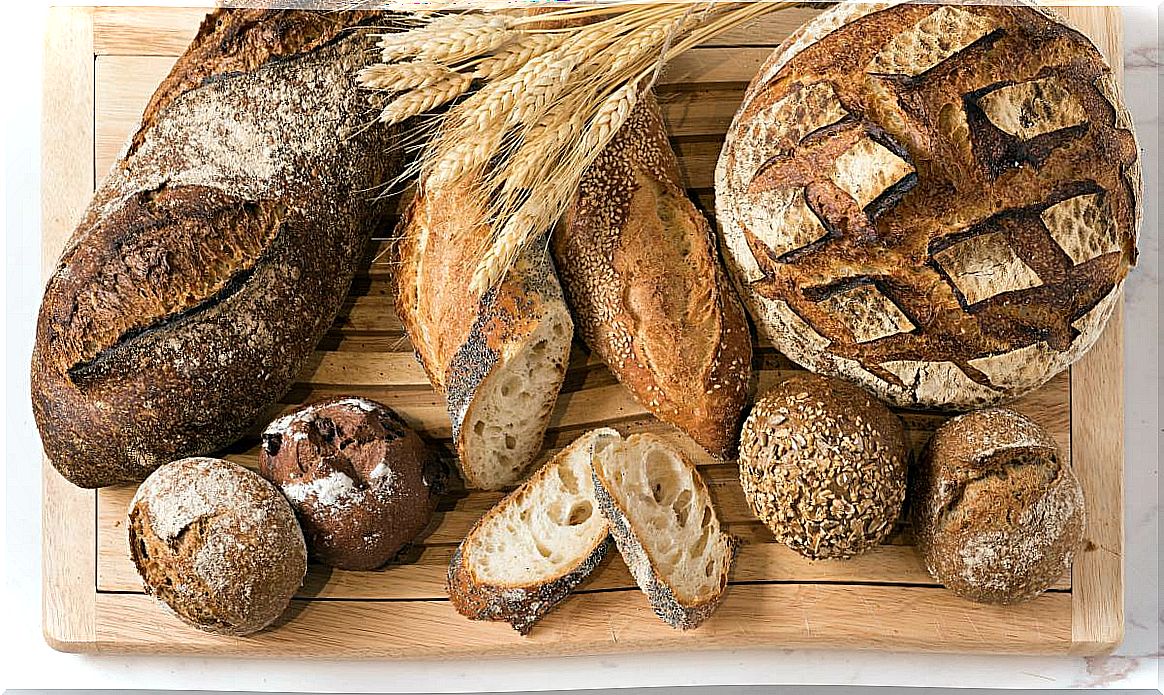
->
[[32, 10, 397, 488], [911, 408, 1085, 604], [738, 374, 907, 559], [127, 457, 307, 636], [715, 2, 1140, 409], [556, 93, 752, 458], [259, 397, 444, 571], [395, 185, 573, 490]]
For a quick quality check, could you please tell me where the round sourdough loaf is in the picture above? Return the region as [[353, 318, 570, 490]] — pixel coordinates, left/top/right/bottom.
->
[[715, 2, 1140, 409], [259, 397, 444, 571], [911, 408, 1085, 604], [127, 457, 306, 635]]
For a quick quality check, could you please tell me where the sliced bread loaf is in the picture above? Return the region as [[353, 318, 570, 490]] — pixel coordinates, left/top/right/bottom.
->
[[447, 428, 617, 634], [591, 433, 737, 629]]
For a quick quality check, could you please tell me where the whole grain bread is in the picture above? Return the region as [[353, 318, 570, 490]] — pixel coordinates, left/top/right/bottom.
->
[[556, 94, 752, 458], [32, 10, 397, 488], [715, 2, 1140, 409], [395, 185, 573, 491], [447, 428, 615, 634], [738, 374, 907, 560], [911, 408, 1085, 604], [128, 457, 307, 636]]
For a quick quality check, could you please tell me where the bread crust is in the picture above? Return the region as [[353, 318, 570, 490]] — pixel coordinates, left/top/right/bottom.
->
[[32, 10, 397, 488], [446, 429, 615, 634], [591, 434, 737, 630], [715, 2, 1140, 409], [395, 185, 573, 490], [556, 94, 752, 458], [911, 408, 1086, 604]]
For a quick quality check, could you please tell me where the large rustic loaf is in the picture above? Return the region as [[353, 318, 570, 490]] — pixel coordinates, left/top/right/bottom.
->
[[715, 2, 1140, 409], [32, 10, 397, 488], [556, 94, 752, 458], [395, 185, 573, 491]]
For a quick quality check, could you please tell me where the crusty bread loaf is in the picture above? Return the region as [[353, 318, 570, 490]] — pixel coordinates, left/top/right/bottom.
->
[[395, 185, 573, 491], [556, 94, 752, 458], [128, 457, 306, 635], [259, 397, 444, 571], [448, 428, 615, 634], [912, 408, 1085, 604], [32, 10, 397, 488], [591, 433, 737, 630], [738, 374, 907, 560], [715, 2, 1140, 409]]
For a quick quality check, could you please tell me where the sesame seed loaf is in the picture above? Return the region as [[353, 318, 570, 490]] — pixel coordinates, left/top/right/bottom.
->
[[738, 373, 908, 560], [555, 93, 752, 458], [395, 185, 573, 491], [32, 10, 399, 488], [715, 2, 1140, 409], [259, 397, 445, 571], [591, 433, 737, 630], [128, 457, 307, 636], [912, 408, 1085, 604], [447, 428, 616, 635]]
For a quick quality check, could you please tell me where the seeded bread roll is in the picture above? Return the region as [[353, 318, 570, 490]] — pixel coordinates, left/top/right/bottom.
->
[[259, 397, 444, 571], [912, 408, 1085, 604], [32, 10, 397, 488], [738, 374, 908, 559], [127, 457, 306, 636], [555, 93, 752, 458], [716, 2, 1140, 409], [395, 185, 573, 491]]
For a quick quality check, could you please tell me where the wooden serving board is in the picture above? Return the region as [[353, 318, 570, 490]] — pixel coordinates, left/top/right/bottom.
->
[[42, 4, 1125, 657]]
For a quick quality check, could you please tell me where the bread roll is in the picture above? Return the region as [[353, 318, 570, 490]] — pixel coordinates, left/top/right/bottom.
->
[[32, 10, 397, 488], [260, 397, 444, 571], [738, 374, 907, 559], [912, 408, 1085, 604], [395, 185, 573, 491], [715, 2, 1140, 409], [128, 457, 306, 635], [556, 94, 752, 458]]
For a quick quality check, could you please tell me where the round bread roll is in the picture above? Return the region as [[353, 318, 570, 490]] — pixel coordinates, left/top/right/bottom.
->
[[912, 408, 1085, 604], [738, 373, 907, 559], [127, 457, 306, 635], [259, 397, 443, 570], [715, 2, 1140, 409]]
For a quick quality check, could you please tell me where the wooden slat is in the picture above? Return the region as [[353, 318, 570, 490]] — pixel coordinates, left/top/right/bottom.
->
[[1064, 5, 1125, 656], [41, 6, 97, 654], [92, 587, 1074, 656]]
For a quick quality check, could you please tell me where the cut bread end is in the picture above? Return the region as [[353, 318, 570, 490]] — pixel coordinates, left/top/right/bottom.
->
[[459, 307, 573, 490], [591, 433, 737, 630], [448, 428, 616, 634]]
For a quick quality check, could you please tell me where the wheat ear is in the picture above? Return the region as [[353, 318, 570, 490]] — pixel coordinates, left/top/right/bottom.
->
[[377, 74, 472, 125]]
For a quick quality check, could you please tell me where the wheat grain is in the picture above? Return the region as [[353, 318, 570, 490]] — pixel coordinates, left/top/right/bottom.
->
[[378, 73, 472, 125]]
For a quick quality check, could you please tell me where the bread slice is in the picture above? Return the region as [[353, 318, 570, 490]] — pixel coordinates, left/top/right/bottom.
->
[[395, 185, 573, 490], [447, 428, 617, 634], [591, 433, 737, 629]]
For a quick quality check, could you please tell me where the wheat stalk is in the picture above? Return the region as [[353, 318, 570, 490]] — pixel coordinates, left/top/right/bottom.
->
[[359, 2, 798, 296]]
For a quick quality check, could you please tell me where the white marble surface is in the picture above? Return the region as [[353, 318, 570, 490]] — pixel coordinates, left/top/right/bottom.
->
[[2, 2, 1159, 691]]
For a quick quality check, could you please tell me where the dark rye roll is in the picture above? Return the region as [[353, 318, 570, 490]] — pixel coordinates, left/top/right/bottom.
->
[[32, 10, 399, 488]]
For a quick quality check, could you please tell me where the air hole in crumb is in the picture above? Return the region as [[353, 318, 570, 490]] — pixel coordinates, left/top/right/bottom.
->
[[705, 559, 715, 577], [567, 501, 593, 526], [535, 540, 553, 558], [504, 434, 516, 450], [557, 463, 580, 494], [473, 420, 485, 436], [672, 489, 692, 526]]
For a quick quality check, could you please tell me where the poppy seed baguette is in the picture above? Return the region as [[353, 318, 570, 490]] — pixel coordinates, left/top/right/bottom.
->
[[31, 10, 397, 488]]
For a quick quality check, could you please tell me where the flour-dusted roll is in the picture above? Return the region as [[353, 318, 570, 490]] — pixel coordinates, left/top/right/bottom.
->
[[716, 2, 1140, 409], [32, 10, 398, 488], [556, 94, 752, 459], [395, 185, 573, 491]]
